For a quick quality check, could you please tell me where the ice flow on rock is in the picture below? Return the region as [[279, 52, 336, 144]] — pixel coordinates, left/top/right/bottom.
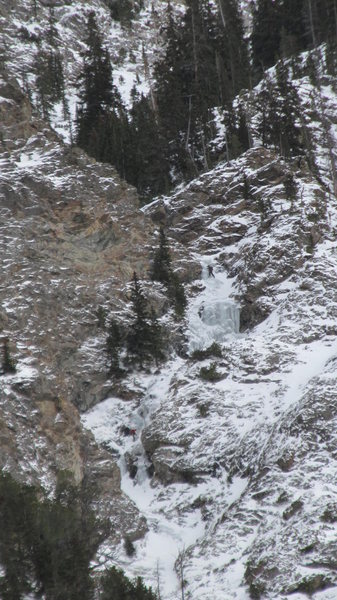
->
[[188, 263, 240, 351]]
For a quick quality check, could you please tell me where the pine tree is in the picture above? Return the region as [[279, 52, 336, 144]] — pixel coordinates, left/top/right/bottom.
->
[[153, 0, 187, 171], [2, 338, 16, 374], [76, 12, 123, 154], [152, 0, 250, 184], [100, 566, 156, 600], [150, 227, 172, 284], [128, 91, 170, 200], [274, 59, 303, 157], [224, 103, 250, 160], [280, 0, 307, 57], [106, 318, 123, 376], [34, 7, 67, 121], [252, 0, 282, 77], [150, 229, 187, 318], [127, 273, 163, 368], [109, 0, 134, 23], [148, 307, 165, 366], [168, 272, 187, 318], [255, 62, 302, 158], [218, 0, 250, 97], [76, 12, 132, 185]]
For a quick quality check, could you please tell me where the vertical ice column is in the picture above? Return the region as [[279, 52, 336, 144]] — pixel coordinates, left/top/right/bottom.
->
[[188, 263, 240, 351]]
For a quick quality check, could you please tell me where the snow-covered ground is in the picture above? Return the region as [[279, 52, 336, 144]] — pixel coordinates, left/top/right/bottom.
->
[[83, 227, 337, 598], [82, 260, 245, 597]]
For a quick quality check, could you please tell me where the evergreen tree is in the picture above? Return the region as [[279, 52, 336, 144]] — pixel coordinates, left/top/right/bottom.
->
[[127, 272, 163, 368], [150, 229, 187, 318], [0, 471, 157, 599], [100, 566, 156, 600], [168, 272, 187, 318], [274, 59, 303, 157], [148, 307, 165, 366], [280, 0, 307, 57], [218, 0, 250, 97], [34, 49, 65, 120], [255, 62, 303, 158], [106, 318, 123, 375], [76, 12, 135, 187], [0, 472, 99, 600], [152, 0, 249, 184], [128, 91, 170, 200], [153, 0, 188, 173], [76, 12, 124, 155], [224, 103, 250, 160], [34, 7, 68, 121], [252, 0, 282, 77], [2, 338, 16, 374], [150, 227, 172, 284], [109, 0, 134, 23]]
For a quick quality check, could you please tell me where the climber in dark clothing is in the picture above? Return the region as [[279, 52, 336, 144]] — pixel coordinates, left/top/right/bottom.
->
[[207, 265, 215, 278], [121, 426, 136, 440]]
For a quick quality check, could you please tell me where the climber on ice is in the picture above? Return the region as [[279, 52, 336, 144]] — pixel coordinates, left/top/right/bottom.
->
[[207, 265, 215, 278], [121, 426, 137, 440]]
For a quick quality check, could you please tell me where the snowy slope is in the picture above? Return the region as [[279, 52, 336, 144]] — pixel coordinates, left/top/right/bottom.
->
[[83, 147, 337, 599]]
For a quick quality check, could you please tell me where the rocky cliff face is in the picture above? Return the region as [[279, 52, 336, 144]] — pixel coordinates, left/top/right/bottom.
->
[[83, 141, 337, 598], [140, 148, 337, 598], [0, 71, 150, 542]]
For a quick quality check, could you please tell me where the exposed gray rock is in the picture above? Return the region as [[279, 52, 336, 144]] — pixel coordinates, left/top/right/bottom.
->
[[0, 73, 149, 543]]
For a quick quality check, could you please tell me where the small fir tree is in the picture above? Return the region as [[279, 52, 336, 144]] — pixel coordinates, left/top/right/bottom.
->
[[151, 229, 187, 318], [2, 338, 16, 374], [106, 318, 123, 376], [127, 272, 163, 368], [168, 272, 187, 319], [100, 566, 156, 600], [150, 228, 172, 284], [148, 307, 165, 366]]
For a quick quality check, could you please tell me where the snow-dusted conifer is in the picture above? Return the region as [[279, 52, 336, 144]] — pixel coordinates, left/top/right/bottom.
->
[[127, 272, 163, 368], [2, 338, 16, 374], [106, 318, 123, 376], [150, 228, 172, 284]]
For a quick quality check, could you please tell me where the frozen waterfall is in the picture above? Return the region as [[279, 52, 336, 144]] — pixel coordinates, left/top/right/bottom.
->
[[188, 262, 240, 351]]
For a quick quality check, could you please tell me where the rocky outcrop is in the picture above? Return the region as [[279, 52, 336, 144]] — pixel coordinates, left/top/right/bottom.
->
[[146, 147, 328, 330], [0, 73, 149, 541]]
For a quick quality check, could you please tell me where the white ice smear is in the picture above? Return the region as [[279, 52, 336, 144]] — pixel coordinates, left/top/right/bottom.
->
[[187, 258, 240, 351]]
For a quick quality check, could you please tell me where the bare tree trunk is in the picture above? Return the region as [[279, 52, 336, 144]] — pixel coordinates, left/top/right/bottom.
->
[[333, 0, 337, 40], [215, 51, 223, 105], [191, 6, 198, 85], [310, 49, 337, 195], [142, 44, 158, 119], [218, 0, 226, 29], [224, 126, 230, 162], [185, 95, 193, 152], [185, 95, 198, 175], [201, 131, 209, 170], [307, 0, 317, 47]]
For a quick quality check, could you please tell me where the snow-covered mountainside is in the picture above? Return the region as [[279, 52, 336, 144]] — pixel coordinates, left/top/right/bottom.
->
[[0, 0, 182, 141], [2, 0, 337, 598], [83, 147, 337, 598]]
